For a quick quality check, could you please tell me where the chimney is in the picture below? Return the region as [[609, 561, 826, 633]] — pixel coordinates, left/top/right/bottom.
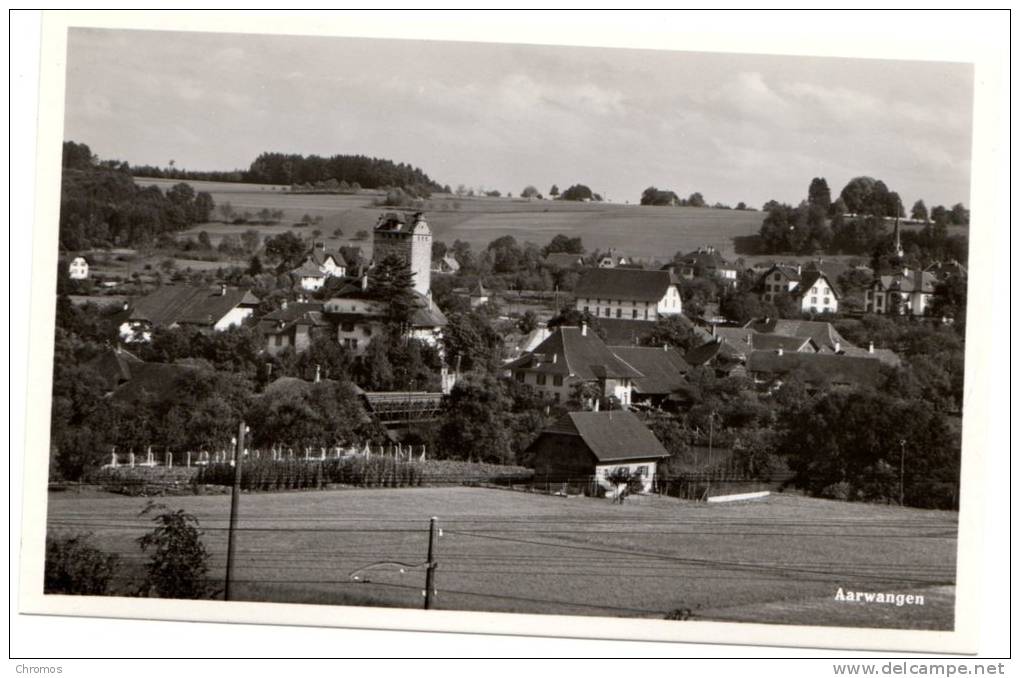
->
[[220, 283, 227, 296], [777, 347, 784, 356], [663, 343, 669, 352], [266, 363, 273, 378], [361, 273, 369, 291], [593, 398, 600, 412], [581, 323, 587, 337], [869, 341, 875, 354], [315, 364, 321, 383], [281, 299, 288, 310], [796, 265, 802, 276], [834, 340, 841, 354], [552, 353, 558, 364]]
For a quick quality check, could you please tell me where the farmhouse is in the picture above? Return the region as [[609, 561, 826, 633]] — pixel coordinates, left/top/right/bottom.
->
[[506, 325, 642, 407], [758, 264, 802, 303], [608, 345, 690, 409], [290, 243, 347, 291], [524, 410, 669, 493], [67, 255, 89, 280], [673, 246, 738, 286], [789, 269, 840, 314], [746, 350, 885, 390], [257, 301, 332, 356], [864, 268, 937, 316], [118, 284, 260, 342], [746, 318, 853, 354], [432, 254, 461, 274], [323, 281, 448, 355], [573, 268, 682, 321], [684, 336, 746, 377]]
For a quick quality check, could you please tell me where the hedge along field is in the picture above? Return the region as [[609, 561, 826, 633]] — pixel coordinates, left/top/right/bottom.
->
[[45, 488, 958, 628]]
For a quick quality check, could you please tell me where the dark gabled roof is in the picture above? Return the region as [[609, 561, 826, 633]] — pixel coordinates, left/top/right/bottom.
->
[[746, 351, 884, 388], [839, 345, 902, 368], [751, 333, 814, 352], [684, 336, 743, 368], [597, 318, 669, 346], [539, 411, 669, 463], [790, 270, 841, 300], [472, 280, 489, 297], [310, 247, 347, 268], [709, 327, 755, 356], [676, 247, 733, 271], [375, 211, 429, 235], [874, 270, 937, 294], [574, 268, 676, 303], [747, 318, 852, 353], [85, 347, 143, 390], [507, 326, 643, 380], [758, 264, 802, 285], [109, 361, 205, 403], [339, 246, 366, 268], [409, 292, 449, 328], [544, 252, 585, 268], [292, 260, 327, 278], [608, 346, 690, 395], [127, 285, 259, 328], [258, 302, 330, 335]]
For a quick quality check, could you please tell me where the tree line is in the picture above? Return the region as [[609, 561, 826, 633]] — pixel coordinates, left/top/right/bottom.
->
[[60, 142, 214, 250]]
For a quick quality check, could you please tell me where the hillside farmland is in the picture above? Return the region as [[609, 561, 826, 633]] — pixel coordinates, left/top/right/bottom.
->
[[47, 487, 956, 629]]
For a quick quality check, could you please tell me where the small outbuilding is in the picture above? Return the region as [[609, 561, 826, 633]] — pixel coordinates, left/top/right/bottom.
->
[[523, 410, 669, 493]]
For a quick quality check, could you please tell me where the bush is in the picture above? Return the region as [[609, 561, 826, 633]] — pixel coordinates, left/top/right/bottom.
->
[[136, 502, 213, 599], [820, 481, 851, 501], [45, 533, 119, 595]]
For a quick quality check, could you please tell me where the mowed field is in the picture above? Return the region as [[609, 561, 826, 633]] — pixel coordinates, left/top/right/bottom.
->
[[138, 178, 766, 261], [46, 487, 957, 629]]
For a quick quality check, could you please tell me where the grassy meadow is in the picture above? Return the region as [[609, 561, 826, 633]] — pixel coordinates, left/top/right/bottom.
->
[[47, 486, 957, 629]]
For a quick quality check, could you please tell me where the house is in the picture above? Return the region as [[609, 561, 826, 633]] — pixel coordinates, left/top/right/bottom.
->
[[323, 280, 448, 355], [865, 268, 938, 316], [789, 269, 840, 314], [758, 264, 802, 303], [924, 260, 967, 281], [432, 254, 461, 274], [523, 410, 669, 493], [544, 252, 585, 269], [672, 246, 738, 286], [683, 336, 746, 377], [84, 346, 144, 392], [257, 301, 332, 356], [573, 268, 682, 321], [745, 318, 852, 354], [68, 255, 89, 280], [506, 325, 643, 407], [596, 249, 630, 268], [118, 284, 260, 342], [608, 345, 690, 409], [291, 244, 347, 291], [469, 280, 489, 308], [339, 246, 367, 272], [707, 326, 816, 359], [746, 350, 886, 390]]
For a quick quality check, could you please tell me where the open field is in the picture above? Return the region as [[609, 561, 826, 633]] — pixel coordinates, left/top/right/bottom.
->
[[46, 486, 957, 628]]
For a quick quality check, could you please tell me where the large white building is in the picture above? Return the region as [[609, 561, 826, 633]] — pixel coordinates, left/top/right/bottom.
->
[[865, 268, 937, 316], [573, 268, 682, 321], [119, 284, 259, 342]]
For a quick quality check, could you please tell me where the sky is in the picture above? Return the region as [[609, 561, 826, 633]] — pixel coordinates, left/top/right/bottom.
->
[[63, 27, 974, 210]]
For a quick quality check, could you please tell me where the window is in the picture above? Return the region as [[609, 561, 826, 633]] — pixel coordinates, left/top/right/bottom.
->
[[774, 273, 781, 281], [553, 392, 560, 403], [616, 308, 622, 318], [274, 335, 283, 346], [824, 297, 830, 305], [811, 296, 818, 304], [632, 309, 638, 319], [583, 306, 589, 314], [644, 309, 649, 320], [812, 286, 818, 294], [635, 465, 649, 477], [341, 322, 355, 332], [604, 308, 611, 317], [536, 374, 547, 386], [553, 375, 563, 386], [514, 372, 525, 383]]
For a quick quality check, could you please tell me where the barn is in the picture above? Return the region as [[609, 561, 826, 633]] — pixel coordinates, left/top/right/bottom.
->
[[523, 410, 669, 494]]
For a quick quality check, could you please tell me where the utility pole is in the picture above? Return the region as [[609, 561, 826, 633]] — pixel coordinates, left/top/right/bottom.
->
[[899, 439, 906, 507], [708, 410, 716, 468], [225, 421, 246, 601], [424, 516, 438, 610]]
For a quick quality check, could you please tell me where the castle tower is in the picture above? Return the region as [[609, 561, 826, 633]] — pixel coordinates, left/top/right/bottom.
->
[[372, 211, 432, 296]]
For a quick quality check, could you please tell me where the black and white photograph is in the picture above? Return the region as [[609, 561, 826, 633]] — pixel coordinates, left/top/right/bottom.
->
[[12, 10, 1011, 659]]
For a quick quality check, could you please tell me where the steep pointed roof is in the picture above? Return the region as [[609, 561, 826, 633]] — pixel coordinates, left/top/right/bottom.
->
[[540, 410, 669, 463], [507, 326, 643, 380]]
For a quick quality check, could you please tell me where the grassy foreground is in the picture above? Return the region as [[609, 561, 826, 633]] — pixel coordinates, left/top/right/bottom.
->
[[46, 486, 957, 629]]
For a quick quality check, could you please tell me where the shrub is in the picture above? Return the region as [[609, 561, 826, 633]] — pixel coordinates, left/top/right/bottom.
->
[[44, 533, 119, 595], [136, 502, 212, 599], [820, 481, 851, 501]]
